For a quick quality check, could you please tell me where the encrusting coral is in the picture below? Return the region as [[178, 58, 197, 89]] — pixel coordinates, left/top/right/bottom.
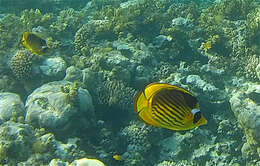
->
[[96, 78, 137, 111], [118, 121, 162, 166]]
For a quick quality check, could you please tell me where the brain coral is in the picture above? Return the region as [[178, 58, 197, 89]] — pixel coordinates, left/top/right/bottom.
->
[[10, 50, 34, 80]]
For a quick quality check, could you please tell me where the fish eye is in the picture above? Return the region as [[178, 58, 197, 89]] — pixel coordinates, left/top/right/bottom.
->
[[193, 111, 201, 124]]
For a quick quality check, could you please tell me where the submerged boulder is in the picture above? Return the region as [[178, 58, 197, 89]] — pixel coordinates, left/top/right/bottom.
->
[[39, 56, 67, 79], [0, 93, 25, 123], [69, 158, 106, 166], [25, 81, 94, 134]]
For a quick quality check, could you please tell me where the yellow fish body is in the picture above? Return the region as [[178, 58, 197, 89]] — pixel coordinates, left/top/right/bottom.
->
[[22, 32, 49, 55], [113, 154, 124, 161], [134, 83, 207, 131]]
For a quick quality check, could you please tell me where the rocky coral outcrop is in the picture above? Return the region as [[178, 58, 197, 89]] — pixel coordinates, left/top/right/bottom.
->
[[40, 56, 67, 79], [0, 122, 36, 164], [25, 81, 94, 133], [0, 92, 25, 123], [230, 83, 260, 163], [119, 121, 160, 166]]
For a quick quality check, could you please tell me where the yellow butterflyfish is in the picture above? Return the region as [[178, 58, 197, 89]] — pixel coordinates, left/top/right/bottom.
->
[[22, 32, 50, 55], [134, 83, 207, 131]]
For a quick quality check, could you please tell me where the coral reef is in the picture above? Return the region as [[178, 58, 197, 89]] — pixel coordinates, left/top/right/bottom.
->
[[151, 62, 177, 81], [0, 0, 87, 14], [0, 0, 260, 165], [0, 14, 22, 54], [50, 8, 87, 37], [96, 78, 137, 111], [157, 124, 244, 165], [245, 54, 260, 80], [74, 20, 116, 56], [155, 160, 192, 166], [17, 132, 87, 165], [21, 9, 53, 31], [197, 0, 260, 81], [230, 83, 260, 164], [119, 121, 160, 166], [0, 122, 36, 164]]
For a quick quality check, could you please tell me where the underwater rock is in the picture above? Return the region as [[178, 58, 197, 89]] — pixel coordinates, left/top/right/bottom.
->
[[69, 158, 106, 166], [158, 129, 212, 162], [88, 49, 135, 83], [157, 127, 243, 165], [40, 56, 67, 79], [17, 133, 86, 165], [185, 74, 228, 103], [102, 51, 130, 69], [0, 121, 36, 163], [191, 141, 243, 165], [0, 92, 25, 123], [153, 35, 172, 48], [200, 64, 224, 76], [120, 0, 138, 8], [112, 41, 133, 57], [186, 75, 218, 93], [230, 83, 260, 161], [172, 17, 188, 26], [155, 160, 177, 166], [54, 137, 86, 161], [185, 74, 227, 102], [25, 81, 94, 133], [159, 132, 192, 160], [256, 63, 260, 81], [64, 66, 83, 82], [49, 159, 69, 166]]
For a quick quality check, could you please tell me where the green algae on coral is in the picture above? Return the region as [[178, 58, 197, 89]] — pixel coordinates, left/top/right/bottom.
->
[[60, 82, 80, 107]]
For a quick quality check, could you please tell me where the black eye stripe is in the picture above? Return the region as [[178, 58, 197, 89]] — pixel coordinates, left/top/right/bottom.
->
[[193, 111, 201, 124]]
